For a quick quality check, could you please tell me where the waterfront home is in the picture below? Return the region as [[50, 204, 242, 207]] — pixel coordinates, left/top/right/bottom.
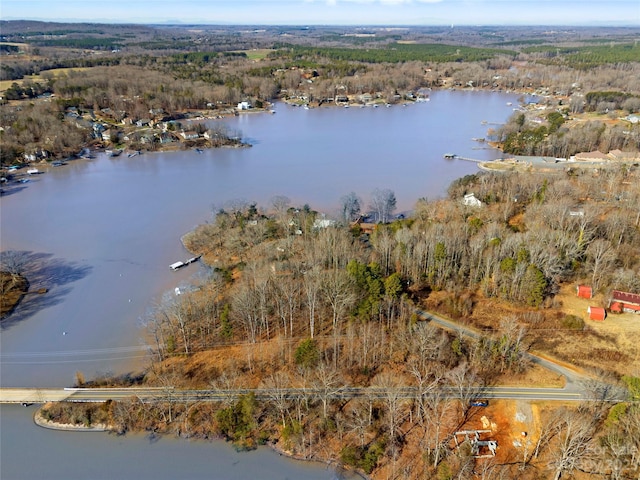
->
[[463, 193, 483, 208], [180, 131, 200, 140]]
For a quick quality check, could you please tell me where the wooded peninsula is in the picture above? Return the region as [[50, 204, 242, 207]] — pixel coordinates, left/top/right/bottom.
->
[[2, 22, 640, 480]]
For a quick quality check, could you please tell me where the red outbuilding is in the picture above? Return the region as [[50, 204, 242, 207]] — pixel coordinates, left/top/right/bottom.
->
[[577, 285, 593, 299], [588, 306, 606, 321], [610, 302, 623, 314]]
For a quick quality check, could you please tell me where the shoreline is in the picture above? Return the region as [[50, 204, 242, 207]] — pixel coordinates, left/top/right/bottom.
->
[[31, 401, 368, 478], [268, 441, 370, 480], [33, 404, 111, 432]]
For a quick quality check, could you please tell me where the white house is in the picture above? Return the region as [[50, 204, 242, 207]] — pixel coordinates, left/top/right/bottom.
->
[[313, 218, 336, 229], [180, 131, 200, 140], [463, 193, 483, 207], [237, 101, 252, 110]]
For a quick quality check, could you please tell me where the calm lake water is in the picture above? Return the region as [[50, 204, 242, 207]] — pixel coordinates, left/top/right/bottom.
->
[[0, 90, 519, 479]]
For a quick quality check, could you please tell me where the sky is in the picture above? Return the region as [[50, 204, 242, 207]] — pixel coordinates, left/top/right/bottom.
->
[[0, 0, 639, 26]]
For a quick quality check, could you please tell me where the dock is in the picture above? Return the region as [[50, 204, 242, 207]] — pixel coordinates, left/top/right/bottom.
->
[[443, 154, 483, 163], [169, 255, 202, 271]]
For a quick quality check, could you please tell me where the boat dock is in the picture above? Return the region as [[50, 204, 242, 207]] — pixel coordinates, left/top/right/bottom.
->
[[169, 255, 202, 271], [443, 154, 484, 163]]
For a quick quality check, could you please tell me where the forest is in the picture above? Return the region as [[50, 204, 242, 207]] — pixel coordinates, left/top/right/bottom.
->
[[45, 169, 639, 480]]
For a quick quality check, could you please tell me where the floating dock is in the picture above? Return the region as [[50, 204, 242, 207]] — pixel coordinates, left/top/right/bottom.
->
[[169, 255, 202, 271]]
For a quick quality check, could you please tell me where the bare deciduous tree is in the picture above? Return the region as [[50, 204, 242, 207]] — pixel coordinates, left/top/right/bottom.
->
[[370, 188, 397, 224]]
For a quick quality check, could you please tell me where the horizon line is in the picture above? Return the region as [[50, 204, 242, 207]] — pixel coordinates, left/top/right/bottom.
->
[[2, 18, 639, 28]]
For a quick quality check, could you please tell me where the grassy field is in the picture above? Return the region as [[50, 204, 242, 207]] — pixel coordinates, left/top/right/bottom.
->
[[243, 49, 274, 61], [0, 67, 91, 93]]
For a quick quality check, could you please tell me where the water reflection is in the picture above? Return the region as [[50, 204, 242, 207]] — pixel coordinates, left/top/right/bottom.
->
[[1, 250, 92, 329]]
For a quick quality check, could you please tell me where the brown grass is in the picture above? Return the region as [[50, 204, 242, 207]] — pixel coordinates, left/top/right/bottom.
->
[[553, 284, 640, 376], [424, 281, 640, 380]]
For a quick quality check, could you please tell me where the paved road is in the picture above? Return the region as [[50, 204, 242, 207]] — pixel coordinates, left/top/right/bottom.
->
[[415, 309, 590, 395], [0, 385, 585, 404], [0, 309, 623, 405]]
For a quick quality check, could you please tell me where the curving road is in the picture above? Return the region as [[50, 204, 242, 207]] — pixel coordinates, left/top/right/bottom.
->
[[414, 309, 590, 395]]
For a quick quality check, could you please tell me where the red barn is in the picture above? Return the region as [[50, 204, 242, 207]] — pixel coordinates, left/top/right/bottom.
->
[[588, 306, 606, 321], [577, 285, 593, 299], [610, 290, 640, 313]]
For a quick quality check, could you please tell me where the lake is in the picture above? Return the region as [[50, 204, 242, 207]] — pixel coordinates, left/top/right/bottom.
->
[[0, 90, 519, 479]]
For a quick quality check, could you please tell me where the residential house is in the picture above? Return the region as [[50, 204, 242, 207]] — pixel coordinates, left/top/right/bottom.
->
[[158, 132, 175, 145], [358, 93, 373, 104], [609, 290, 640, 314], [180, 131, 200, 140], [237, 101, 252, 111], [573, 151, 609, 162], [608, 149, 639, 162], [463, 193, 483, 208], [313, 218, 336, 230]]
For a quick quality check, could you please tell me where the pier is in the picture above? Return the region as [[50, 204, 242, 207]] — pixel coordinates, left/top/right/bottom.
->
[[443, 154, 484, 163], [169, 254, 202, 271]]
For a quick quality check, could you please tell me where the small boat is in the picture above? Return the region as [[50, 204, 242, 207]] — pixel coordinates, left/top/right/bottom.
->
[[27, 168, 40, 175], [195, 148, 204, 154]]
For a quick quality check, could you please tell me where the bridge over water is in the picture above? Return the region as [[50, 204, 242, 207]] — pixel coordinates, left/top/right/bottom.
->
[[0, 385, 592, 405]]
